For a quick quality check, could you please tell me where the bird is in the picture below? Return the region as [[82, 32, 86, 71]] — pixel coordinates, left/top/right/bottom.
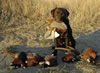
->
[[63, 52, 74, 62], [63, 50, 80, 63], [26, 52, 44, 67], [26, 58, 37, 67], [9, 53, 24, 70], [81, 48, 97, 64], [39, 55, 57, 68]]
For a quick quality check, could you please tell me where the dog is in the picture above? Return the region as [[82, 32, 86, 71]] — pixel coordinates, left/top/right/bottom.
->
[[51, 8, 76, 48], [50, 8, 76, 56]]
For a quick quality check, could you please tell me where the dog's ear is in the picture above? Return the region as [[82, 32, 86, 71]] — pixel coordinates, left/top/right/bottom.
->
[[62, 8, 69, 17], [51, 8, 57, 17]]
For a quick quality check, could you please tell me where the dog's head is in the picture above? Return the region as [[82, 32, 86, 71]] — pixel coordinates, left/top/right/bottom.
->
[[51, 8, 69, 22]]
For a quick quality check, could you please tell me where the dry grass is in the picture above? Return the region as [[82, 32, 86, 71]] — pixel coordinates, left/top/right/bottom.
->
[[0, 0, 100, 31], [0, 0, 100, 47]]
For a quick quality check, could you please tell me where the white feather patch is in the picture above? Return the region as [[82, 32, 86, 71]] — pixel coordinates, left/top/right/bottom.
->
[[45, 61, 50, 65], [87, 58, 90, 62]]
